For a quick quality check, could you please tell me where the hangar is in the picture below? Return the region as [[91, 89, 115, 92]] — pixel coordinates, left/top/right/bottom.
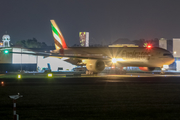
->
[[0, 34, 75, 73]]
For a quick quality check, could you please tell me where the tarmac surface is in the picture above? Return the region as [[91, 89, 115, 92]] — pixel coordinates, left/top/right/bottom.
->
[[1, 73, 180, 120], [1, 73, 180, 86]]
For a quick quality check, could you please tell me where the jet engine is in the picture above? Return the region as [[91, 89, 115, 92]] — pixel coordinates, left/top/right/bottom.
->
[[86, 60, 105, 73], [139, 67, 155, 72]]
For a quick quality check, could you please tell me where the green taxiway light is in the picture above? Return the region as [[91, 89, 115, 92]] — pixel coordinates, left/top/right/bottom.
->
[[4, 50, 9, 54]]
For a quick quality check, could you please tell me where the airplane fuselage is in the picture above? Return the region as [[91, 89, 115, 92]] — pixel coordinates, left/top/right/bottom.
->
[[53, 47, 174, 68]]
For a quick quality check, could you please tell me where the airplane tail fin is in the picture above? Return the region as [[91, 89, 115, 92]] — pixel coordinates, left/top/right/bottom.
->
[[50, 20, 68, 50]]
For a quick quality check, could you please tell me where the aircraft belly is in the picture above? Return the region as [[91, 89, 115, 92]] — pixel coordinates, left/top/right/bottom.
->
[[119, 59, 158, 67], [120, 61, 145, 67]]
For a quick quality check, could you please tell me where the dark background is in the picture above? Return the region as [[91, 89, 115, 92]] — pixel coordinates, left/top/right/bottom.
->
[[1, 0, 180, 46]]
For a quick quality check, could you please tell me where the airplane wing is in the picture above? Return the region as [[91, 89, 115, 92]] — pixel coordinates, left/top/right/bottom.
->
[[10, 51, 111, 60]]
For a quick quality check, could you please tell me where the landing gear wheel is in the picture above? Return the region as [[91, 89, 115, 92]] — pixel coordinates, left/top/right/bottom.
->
[[160, 72, 165, 75], [86, 70, 94, 75]]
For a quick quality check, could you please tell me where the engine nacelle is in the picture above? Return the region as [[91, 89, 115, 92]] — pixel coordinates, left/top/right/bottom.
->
[[86, 60, 105, 73], [139, 67, 155, 72]]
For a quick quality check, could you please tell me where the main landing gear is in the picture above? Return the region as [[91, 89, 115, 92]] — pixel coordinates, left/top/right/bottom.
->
[[115, 67, 126, 75], [86, 70, 98, 75], [160, 67, 165, 75], [86, 70, 93, 75]]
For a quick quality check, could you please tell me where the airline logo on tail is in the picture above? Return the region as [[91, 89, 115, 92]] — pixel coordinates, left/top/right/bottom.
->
[[50, 20, 68, 50]]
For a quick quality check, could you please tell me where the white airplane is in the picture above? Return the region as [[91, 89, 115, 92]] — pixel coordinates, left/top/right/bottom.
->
[[49, 20, 174, 74]]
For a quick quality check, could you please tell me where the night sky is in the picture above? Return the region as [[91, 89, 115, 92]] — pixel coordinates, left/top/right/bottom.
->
[[1, 0, 180, 46]]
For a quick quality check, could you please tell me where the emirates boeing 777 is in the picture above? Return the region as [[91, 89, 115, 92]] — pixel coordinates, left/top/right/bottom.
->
[[50, 20, 174, 74]]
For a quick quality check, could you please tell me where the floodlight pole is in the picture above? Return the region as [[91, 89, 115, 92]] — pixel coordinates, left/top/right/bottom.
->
[[9, 93, 23, 120]]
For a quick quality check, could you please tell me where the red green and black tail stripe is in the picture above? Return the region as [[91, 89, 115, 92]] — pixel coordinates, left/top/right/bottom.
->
[[50, 20, 68, 49]]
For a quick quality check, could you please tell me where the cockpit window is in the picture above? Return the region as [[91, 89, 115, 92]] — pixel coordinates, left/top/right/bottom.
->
[[163, 53, 173, 57]]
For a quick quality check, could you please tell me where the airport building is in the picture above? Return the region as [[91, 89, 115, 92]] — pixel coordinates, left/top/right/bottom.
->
[[159, 38, 178, 71], [0, 34, 76, 72], [109, 38, 138, 47], [0, 34, 36, 72], [172, 38, 180, 71], [79, 32, 89, 47]]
